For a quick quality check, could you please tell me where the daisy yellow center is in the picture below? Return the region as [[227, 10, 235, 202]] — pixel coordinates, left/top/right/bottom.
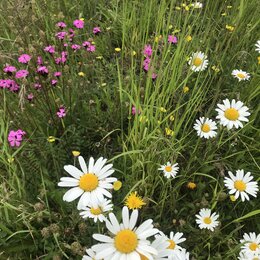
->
[[165, 166, 172, 172], [224, 108, 239, 121], [201, 123, 211, 133], [79, 173, 98, 191], [167, 239, 176, 249], [114, 229, 138, 253], [203, 217, 212, 224], [234, 180, 246, 191], [249, 242, 258, 251], [237, 73, 246, 79], [139, 254, 148, 260], [90, 207, 102, 215], [193, 57, 202, 67]]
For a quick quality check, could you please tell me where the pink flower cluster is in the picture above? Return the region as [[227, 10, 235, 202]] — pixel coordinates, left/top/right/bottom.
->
[[57, 106, 66, 118], [0, 79, 20, 92], [142, 45, 157, 79], [8, 129, 26, 147]]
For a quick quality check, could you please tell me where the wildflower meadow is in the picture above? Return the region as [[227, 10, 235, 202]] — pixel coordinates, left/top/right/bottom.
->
[[0, 0, 260, 259]]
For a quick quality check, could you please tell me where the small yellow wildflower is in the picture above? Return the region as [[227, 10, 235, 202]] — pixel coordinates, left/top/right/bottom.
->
[[8, 157, 14, 163], [226, 25, 235, 32], [212, 66, 220, 73], [47, 136, 56, 143], [258, 56, 260, 64], [185, 6, 190, 11], [169, 115, 175, 121], [227, 5, 232, 8], [230, 195, 236, 202], [139, 116, 148, 123], [113, 181, 122, 191], [115, 47, 121, 52], [183, 86, 189, 93], [158, 120, 161, 124], [181, 3, 187, 7], [165, 127, 174, 136], [78, 72, 85, 77], [186, 35, 192, 42], [169, 25, 173, 30], [187, 182, 197, 190], [155, 35, 163, 43], [175, 6, 181, 10], [160, 107, 167, 113], [91, 41, 95, 45], [132, 50, 137, 56], [80, 18, 84, 21], [125, 192, 146, 210], [72, 151, 80, 157], [221, 13, 227, 16]]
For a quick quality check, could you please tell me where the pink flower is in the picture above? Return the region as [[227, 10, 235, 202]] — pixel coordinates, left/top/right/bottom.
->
[[61, 51, 67, 63], [143, 45, 152, 57], [37, 56, 43, 65], [34, 83, 42, 90], [44, 45, 55, 54], [73, 19, 84, 29], [27, 93, 34, 101], [132, 106, 141, 115], [18, 54, 31, 64], [57, 106, 66, 118], [93, 27, 101, 34], [51, 79, 58, 86], [87, 45, 96, 52], [56, 31, 67, 40], [168, 35, 178, 44], [82, 41, 91, 47], [63, 43, 68, 47], [54, 71, 62, 77], [3, 65, 16, 74], [0, 79, 20, 92], [71, 44, 81, 51], [8, 129, 26, 147], [56, 21, 66, 28], [37, 66, 49, 75], [152, 72, 157, 80], [16, 70, 29, 78]]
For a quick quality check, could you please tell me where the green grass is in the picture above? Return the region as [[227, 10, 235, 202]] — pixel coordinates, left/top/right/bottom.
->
[[0, 0, 259, 259]]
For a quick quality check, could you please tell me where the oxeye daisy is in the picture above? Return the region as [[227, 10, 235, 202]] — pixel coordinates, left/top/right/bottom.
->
[[240, 233, 260, 255], [58, 156, 117, 209], [79, 198, 113, 223], [92, 206, 159, 260], [193, 117, 217, 139], [188, 51, 208, 72], [171, 248, 190, 260], [255, 40, 260, 53], [158, 162, 179, 179], [238, 251, 260, 260], [215, 99, 250, 129], [232, 69, 250, 81], [125, 192, 146, 210], [195, 208, 219, 231], [224, 170, 259, 202]]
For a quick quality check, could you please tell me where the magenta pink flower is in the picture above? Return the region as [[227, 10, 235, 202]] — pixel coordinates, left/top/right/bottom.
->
[[44, 45, 55, 54], [71, 44, 81, 51], [61, 51, 67, 63], [152, 72, 157, 80], [56, 31, 67, 40], [37, 66, 49, 75], [8, 129, 26, 147], [168, 35, 178, 44], [0, 79, 20, 92], [16, 70, 29, 78], [57, 106, 66, 118], [56, 21, 66, 28], [18, 54, 31, 64], [143, 45, 152, 57], [54, 71, 62, 77], [132, 106, 141, 115], [93, 27, 101, 34], [3, 65, 16, 74], [87, 45, 96, 52], [73, 19, 84, 29], [51, 79, 58, 86], [37, 56, 43, 65], [82, 41, 91, 47], [34, 83, 42, 90], [27, 93, 34, 101]]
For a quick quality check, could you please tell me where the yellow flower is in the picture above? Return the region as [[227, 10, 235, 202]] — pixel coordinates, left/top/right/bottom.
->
[[158, 120, 161, 124], [212, 66, 220, 73], [47, 136, 56, 143], [80, 18, 84, 21], [125, 192, 146, 210], [169, 115, 175, 121], [257, 56, 260, 64], [132, 50, 137, 56], [139, 116, 148, 123], [221, 13, 227, 16], [230, 195, 236, 202], [175, 6, 181, 10], [183, 86, 189, 93], [115, 47, 121, 52], [160, 107, 167, 113], [186, 35, 192, 42], [155, 35, 162, 43], [227, 5, 232, 8], [91, 41, 95, 45], [169, 25, 173, 30], [72, 151, 80, 157], [165, 127, 174, 136], [113, 181, 122, 191], [185, 6, 190, 11], [187, 182, 196, 189], [181, 3, 187, 7], [8, 157, 14, 163], [78, 72, 85, 77], [226, 25, 235, 31]]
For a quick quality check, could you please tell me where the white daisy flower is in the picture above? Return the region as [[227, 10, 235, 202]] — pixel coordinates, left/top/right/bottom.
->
[[224, 170, 259, 202], [215, 99, 250, 130], [92, 206, 159, 260], [195, 208, 219, 231], [148, 235, 172, 259], [171, 248, 190, 260], [191, 2, 203, 8], [79, 198, 113, 223], [232, 69, 250, 82], [193, 117, 217, 139], [83, 248, 100, 260], [158, 162, 179, 179], [240, 233, 260, 255], [238, 251, 260, 260], [255, 40, 260, 53], [58, 156, 117, 210], [188, 51, 208, 72]]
